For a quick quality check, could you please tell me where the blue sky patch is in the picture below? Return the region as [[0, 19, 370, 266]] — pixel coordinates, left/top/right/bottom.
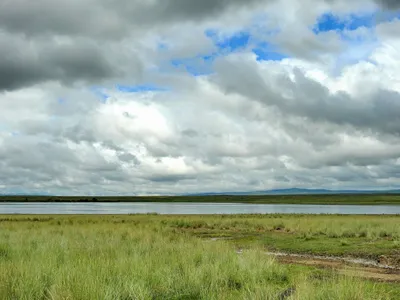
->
[[252, 42, 288, 61], [313, 10, 397, 70], [314, 12, 374, 33], [169, 29, 287, 76], [171, 57, 214, 76], [205, 29, 250, 52], [314, 10, 400, 33], [157, 42, 168, 51]]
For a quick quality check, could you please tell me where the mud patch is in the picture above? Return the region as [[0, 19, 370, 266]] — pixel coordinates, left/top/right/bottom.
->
[[378, 255, 400, 269], [264, 251, 399, 270], [266, 252, 400, 283]]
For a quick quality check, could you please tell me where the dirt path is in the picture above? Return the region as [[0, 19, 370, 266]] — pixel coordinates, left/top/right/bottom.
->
[[263, 251, 399, 270], [233, 247, 400, 282], [208, 236, 400, 282], [265, 251, 400, 282]]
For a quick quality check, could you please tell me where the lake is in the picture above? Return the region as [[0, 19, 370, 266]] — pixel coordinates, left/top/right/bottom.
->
[[1, 202, 400, 214]]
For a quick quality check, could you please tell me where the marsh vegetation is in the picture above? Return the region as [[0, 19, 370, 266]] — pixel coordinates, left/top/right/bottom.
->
[[0, 214, 399, 299]]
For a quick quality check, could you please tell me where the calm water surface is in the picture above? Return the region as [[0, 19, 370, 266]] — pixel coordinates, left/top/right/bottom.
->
[[1, 202, 400, 214]]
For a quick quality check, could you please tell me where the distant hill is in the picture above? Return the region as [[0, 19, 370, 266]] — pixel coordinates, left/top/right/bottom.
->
[[2, 188, 400, 198]]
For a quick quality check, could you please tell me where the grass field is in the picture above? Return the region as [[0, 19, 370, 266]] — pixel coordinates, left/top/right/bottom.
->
[[2, 193, 400, 205], [165, 214, 400, 260], [0, 214, 399, 299]]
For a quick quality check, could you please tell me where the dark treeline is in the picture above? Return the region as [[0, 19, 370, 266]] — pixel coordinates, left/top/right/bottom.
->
[[1, 194, 400, 205]]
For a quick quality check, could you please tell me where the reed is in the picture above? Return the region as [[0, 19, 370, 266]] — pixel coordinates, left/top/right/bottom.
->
[[0, 215, 398, 299]]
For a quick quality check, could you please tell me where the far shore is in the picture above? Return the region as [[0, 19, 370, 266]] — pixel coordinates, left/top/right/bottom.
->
[[1, 194, 400, 205]]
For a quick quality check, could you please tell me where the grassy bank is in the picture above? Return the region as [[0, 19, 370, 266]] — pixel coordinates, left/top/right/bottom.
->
[[2, 193, 400, 205], [165, 214, 400, 261], [0, 215, 399, 299]]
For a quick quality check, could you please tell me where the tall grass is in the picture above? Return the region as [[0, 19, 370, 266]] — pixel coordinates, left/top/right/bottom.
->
[[162, 214, 400, 259], [0, 215, 398, 299], [162, 214, 400, 240]]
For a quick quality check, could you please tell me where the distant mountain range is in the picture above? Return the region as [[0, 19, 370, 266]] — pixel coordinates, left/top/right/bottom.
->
[[188, 188, 400, 196], [1, 188, 400, 197]]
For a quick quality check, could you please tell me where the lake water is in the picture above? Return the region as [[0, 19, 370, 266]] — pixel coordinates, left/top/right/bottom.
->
[[1, 202, 400, 215]]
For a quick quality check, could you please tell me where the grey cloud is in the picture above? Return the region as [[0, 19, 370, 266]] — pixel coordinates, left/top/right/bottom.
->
[[0, 0, 125, 38], [0, 0, 266, 38], [0, 0, 267, 91], [2, 66, 399, 195], [145, 174, 197, 183], [123, 112, 136, 119], [0, 0, 371, 91], [213, 59, 400, 136], [272, 29, 343, 60], [0, 138, 79, 187], [144, 0, 266, 23], [3, 0, 389, 42], [0, 33, 141, 90], [0, 0, 394, 93], [213, 58, 272, 100], [181, 129, 199, 138], [376, 19, 400, 37], [118, 153, 140, 165], [372, 163, 400, 178], [281, 70, 400, 135], [0, 134, 136, 193], [373, 0, 400, 9], [302, 147, 400, 169], [322, 0, 400, 10], [0, 139, 78, 166], [1, 0, 400, 195]]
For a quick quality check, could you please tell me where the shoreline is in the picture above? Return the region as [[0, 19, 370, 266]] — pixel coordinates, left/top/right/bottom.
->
[[1, 193, 400, 205]]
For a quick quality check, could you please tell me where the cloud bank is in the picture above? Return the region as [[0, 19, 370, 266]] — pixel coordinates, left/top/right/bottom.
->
[[1, 0, 400, 195]]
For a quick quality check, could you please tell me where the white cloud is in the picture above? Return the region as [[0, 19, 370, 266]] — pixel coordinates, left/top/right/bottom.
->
[[1, 0, 400, 194]]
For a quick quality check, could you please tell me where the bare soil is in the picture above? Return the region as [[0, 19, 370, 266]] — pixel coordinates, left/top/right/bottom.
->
[[267, 252, 400, 283]]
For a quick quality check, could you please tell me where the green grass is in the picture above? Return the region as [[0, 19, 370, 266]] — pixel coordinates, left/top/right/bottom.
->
[[165, 214, 400, 260], [0, 215, 399, 299], [2, 193, 400, 204]]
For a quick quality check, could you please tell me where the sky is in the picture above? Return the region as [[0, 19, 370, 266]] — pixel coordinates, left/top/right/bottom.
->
[[1, 0, 400, 195]]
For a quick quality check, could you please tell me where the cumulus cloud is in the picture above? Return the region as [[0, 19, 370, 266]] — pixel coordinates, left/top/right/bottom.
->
[[0, 0, 400, 195], [0, 32, 138, 90], [213, 55, 400, 135], [0, 0, 267, 37]]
